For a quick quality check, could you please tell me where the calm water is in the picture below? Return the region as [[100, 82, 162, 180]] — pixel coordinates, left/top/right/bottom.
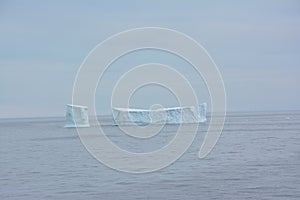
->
[[1, 112, 299, 199]]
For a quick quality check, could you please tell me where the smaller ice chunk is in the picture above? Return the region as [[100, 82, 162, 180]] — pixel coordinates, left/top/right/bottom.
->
[[198, 103, 207, 122], [65, 104, 90, 128]]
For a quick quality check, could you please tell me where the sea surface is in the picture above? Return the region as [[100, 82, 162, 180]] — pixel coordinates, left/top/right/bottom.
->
[[1, 111, 299, 199]]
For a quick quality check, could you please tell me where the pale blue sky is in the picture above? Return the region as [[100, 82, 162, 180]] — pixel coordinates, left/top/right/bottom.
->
[[0, 0, 299, 118]]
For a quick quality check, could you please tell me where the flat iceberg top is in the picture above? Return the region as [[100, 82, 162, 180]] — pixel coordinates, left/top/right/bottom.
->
[[67, 104, 88, 109], [113, 106, 195, 112]]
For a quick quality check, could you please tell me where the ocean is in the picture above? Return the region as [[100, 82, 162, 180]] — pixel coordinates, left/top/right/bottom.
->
[[1, 111, 299, 199]]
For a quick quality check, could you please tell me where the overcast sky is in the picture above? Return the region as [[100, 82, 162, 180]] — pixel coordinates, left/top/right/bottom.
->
[[0, 0, 300, 118]]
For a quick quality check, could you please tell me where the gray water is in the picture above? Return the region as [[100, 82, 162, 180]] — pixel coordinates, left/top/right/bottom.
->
[[1, 112, 299, 199]]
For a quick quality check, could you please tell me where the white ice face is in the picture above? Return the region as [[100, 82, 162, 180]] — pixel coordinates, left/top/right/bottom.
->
[[65, 104, 90, 128], [112, 103, 206, 126]]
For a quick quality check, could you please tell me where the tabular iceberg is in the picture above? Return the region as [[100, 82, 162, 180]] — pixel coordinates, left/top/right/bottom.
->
[[112, 103, 207, 126], [65, 104, 90, 128]]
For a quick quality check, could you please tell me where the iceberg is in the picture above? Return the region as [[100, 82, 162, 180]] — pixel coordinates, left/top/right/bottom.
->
[[112, 103, 207, 125], [65, 104, 90, 128]]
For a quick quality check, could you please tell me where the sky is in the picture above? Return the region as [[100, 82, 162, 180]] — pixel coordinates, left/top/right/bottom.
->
[[0, 0, 300, 118]]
